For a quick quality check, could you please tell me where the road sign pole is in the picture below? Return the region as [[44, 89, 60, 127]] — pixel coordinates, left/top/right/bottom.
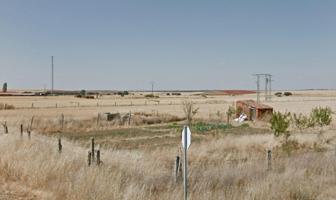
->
[[184, 125, 188, 200]]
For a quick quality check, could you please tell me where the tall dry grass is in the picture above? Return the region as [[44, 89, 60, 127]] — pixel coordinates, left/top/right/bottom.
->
[[0, 132, 335, 199]]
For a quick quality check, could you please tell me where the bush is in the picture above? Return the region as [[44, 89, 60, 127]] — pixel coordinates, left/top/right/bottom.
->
[[80, 89, 86, 97], [117, 91, 129, 97], [2, 82, 7, 93], [284, 92, 293, 96], [145, 94, 154, 98], [172, 92, 181, 96], [274, 92, 282, 97], [310, 107, 333, 127], [182, 101, 199, 125], [291, 113, 315, 131], [270, 111, 291, 143]]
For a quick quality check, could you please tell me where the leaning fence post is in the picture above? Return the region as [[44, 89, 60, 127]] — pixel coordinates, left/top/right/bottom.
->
[[2, 122, 8, 134], [96, 146, 101, 166], [267, 149, 272, 171], [91, 137, 95, 161], [88, 151, 92, 166], [58, 137, 62, 153], [175, 156, 181, 182], [97, 113, 100, 126], [20, 124, 23, 137]]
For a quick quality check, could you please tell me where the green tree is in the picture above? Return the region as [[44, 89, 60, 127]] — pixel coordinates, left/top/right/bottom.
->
[[2, 82, 7, 93], [270, 111, 291, 143], [80, 89, 86, 97]]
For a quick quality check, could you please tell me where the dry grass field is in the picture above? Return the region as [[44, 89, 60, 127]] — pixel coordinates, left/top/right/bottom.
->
[[0, 90, 336, 199]]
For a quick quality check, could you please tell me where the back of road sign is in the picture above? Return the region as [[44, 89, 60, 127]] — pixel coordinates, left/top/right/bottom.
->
[[182, 126, 191, 150]]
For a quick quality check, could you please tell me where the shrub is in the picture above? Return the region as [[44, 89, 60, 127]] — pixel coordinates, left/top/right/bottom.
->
[[182, 100, 199, 125], [172, 92, 181, 96], [80, 89, 86, 97], [310, 106, 333, 128], [284, 92, 293, 96], [2, 82, 7, 93], [145, 94, 154, 98], [270, 111, 291, 143], [274, 92, 282, 97], [117, 91, 129, 97], [291, 113, 315, 131]]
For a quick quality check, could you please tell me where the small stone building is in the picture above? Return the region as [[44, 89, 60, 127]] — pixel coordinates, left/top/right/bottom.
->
[[236, 100, 273, 121]]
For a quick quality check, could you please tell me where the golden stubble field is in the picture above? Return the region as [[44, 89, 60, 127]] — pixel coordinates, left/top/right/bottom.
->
[[1, 90, 336, 125], [0, 90, 336, 199]]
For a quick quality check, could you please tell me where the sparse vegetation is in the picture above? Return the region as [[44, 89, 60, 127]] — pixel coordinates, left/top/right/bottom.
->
[[0, 103, 15, 110], [270, 111, 291, 143], [145, 94, 159, 98], [0, 90, 335, 199], [291, 113, 315, 131], [226, 106, 236, 124], [182, 100, 199, 125]]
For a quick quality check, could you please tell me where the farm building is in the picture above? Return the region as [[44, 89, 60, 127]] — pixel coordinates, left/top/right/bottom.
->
[[236, 100, 273, 121]]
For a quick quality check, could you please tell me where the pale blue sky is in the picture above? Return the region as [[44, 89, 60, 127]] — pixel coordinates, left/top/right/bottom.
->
[[0, 0, 335, 90]]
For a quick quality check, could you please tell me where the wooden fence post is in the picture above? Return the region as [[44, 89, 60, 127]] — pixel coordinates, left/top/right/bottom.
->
[[27, 129, 31, 139], [30, 116, 34, 131], [88, 151, 92, 166], [91, 137, 95, 161], [96, 146, 101, 166], [31, 103, 34, 108], [20, 124, 23, 137], [267, 150, 272, 171], [128, 111, 131, 126], [97, 113, 100, 126], [175, 156, 181, 182], [58, 137, 62, 153], [2, 122, 8, 134], [56, 103, 58, 108], [61, 114, 65, 131]]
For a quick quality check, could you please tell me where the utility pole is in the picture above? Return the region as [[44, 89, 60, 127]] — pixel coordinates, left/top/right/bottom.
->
[[265, 75, 268, 101], [268, 75, 273, 101], [254, 73, 272, 103], [51, 56, 54, 95], [254, 74, 261, 103]]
